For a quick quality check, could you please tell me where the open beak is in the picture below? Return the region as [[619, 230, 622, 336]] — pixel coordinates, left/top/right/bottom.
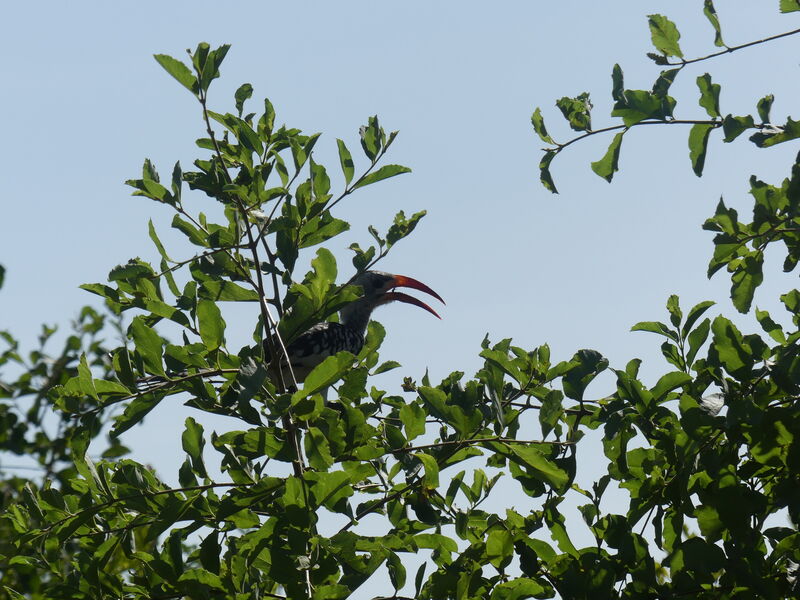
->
[[384, 274, 445, 319]]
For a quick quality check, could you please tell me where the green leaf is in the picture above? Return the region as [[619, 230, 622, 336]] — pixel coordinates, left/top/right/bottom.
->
[[373, 360, 401, 375], [544, 499, 578, 555], [400, 403, 426, 441], [531, 108, 554, 144], [490, 578, 547, 600], [195, 43, 230, 93], [352, 164, 411, 190], [310, 159, 331, 201], [710, 316, 753, 377], [510, 445, 569, 491], [688, 123, 713, 177], [359, 116, 382, 160], [305, 470, 353, 510], [562, 349, 608, 401], [172, 214, 209, 247], [757, 94, 774, 123], [154, 54, 199, 94], [148, 220, 173, 263], [686, 317, 711, 367], [730, 253, 763, 313], [539, 150, 558, 193], [486, 529, 513, 569], [234, 83, 253, 116], [414, 563, 427, 597], [108, 258, 155, 282], [612, 89, 674, 126], [780, 0, 800, 13], [386, 209, 426, 248], [631, 321, 678, 343], [611, 64, 624, 102], [590, 131, 624, 182], [178, 568, 226, 593], [555, 93, 592, 132], [647, 14, 684, 58], [652, 68, 680, 99], [696, 74, 720, 118], [721, 114, 755, 142], [750, 117, 800, 148], [539, 389, 563, 439], [258, 98, 276, 139], [299, 214, 350, 249], [0, 264, 5, 290], [297, 352, 357, 399], [651, 371, 692, 401], [336, 139, 355, 185], [130, 316, 165, 376], [666, 294, 682, 328], [682, 300, 715, 337], [77, 354, 99, 401], [703, 1, 726, 47], [305, 427, 334, 470], [387, 552, 406, 592], [755, 308, 785, 343], [112, 394, 164, 437], [182, 417, 208, 478], [414, 453, 440, 488], [197, 299, 225, 350], [199, 281, 259, 301]]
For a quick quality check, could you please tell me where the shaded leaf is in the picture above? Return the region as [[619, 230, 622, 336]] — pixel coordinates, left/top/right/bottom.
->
[[531, 107, 555, 144], [130, 316, 165, 376], [590, 131, 624, 182], [696, 74, 721, 118], [703, 1, 726, 47], [336, 139, 355, 185], [757, 94, 774, 123], [750, 118, 800, 147], [197, 299, 225, 350], [688, 123, 714, 177], [182, 417, 208, 478], [539, 150, 558, 193], [721, 114, 755, 142], [234, 83, 253, 116]]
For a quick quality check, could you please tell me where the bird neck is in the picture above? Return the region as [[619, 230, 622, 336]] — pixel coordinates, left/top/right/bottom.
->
[[339, 299, 377, 338]]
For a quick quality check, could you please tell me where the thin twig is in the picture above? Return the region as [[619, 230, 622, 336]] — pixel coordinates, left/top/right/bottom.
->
[[552, 119, 725, 153], [393, 437, 574, 454], [664, 27, 800, 67]]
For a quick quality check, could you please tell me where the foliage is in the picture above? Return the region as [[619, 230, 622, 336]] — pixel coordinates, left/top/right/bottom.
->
[[1, 4, 799, 598]]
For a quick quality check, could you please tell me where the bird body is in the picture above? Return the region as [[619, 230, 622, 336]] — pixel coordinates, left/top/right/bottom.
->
[[277, 321, 365, 384]]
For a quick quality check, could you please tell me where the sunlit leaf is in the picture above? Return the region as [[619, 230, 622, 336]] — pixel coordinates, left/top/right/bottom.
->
[[647, 14, 684, 58]]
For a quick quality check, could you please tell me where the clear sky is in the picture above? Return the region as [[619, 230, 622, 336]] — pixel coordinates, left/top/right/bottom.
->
[[2, 1, 799, 589]]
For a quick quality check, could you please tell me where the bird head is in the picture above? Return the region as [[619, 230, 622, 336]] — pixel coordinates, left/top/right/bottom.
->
[[341, 271, 445, 327]]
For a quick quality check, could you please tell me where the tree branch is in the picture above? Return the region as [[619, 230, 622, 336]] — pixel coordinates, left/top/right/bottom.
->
[[663, 27, 800, 67]]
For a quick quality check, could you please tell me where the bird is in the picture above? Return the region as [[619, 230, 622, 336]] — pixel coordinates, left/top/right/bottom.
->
[[270, 270, 444, 388], [135, 271, 444, 396]]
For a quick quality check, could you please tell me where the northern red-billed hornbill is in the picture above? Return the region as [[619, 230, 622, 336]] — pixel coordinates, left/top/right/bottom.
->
[[273, 271, 444, 386], [136, 271, 443, 393]]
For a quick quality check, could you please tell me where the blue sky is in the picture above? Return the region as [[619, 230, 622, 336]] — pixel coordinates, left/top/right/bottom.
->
[[2, 1, 800, 585]]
